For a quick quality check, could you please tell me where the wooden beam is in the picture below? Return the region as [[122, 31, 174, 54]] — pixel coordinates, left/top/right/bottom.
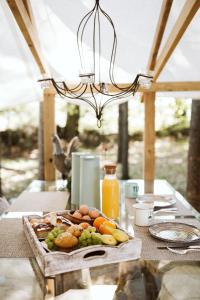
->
[[147, 0, 173, 71], [47, 81, 200, 96], [43, 88, 56, 181], [153, 0, 200, 80], [144, 92, 155, 193], [140, 81, 200, 92], [7, 0, 47, 74]]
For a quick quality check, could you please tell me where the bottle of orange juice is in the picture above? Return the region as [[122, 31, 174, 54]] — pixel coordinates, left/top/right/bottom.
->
[[102, 164, 119, 220]]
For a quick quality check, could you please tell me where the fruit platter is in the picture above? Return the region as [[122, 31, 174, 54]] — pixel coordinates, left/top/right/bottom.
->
[[23, 205, 142, 277]]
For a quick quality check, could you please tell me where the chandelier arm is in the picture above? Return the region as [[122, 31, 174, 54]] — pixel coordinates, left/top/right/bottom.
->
[[90, 85, 102, 120], [66, 82, 83, 92], [53, 81, 84, 94], [77, 2, 97, 70], [51, 79, 82, 99], [89, 84, 99, 111], [61, 83, 98, 111], [101, 77, 144, 109], [101, 93, 132, 110], [62, 82, 94, 100], [62, 81, 85, 93], [54, 86, 97, 112], [100, 80, 141, 109], [91, 79, 137, 97]]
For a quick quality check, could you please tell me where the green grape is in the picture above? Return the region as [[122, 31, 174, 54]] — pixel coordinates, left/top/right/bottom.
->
[[90, 227, 96, 233], [80, 240, 87, 247], [47, 240, 54, 250], [79, 235, 84, 242], [91, 233, 96, 240], [87, 237, 92, 245], [48, 233, 54, 241], [83, 230, 91, 239], [51, 231, 58, 238]]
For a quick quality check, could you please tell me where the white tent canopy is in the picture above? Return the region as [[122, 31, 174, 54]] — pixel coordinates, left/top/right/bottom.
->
[[0, 0, 41, 109], [0, 0, 200, 109]]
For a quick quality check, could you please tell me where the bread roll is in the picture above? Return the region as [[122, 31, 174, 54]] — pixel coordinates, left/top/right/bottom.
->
[[54, 232, 78, 249]]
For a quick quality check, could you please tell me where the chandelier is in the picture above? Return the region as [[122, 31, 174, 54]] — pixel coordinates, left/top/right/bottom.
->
[[39, 0, 153, 127]]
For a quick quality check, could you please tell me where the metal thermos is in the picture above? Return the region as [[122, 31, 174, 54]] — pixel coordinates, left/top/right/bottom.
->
[[79, 155, 100, 209], [71, 152, 89, 208]]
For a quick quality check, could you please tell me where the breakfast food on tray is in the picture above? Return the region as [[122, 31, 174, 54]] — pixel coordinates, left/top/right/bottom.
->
[[54, 232, 79, 249], [70, 204, 100, 223], [30, 204, 130, 252], [30, 214, 71, 239]]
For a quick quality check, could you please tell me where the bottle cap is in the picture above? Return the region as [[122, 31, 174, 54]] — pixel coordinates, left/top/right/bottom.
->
[[104, 164, 117, 174]]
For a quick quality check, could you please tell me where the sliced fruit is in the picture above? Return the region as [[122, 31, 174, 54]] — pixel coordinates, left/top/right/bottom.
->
[[112, 229, 129, 243], [99, 221, 116, 234], [100, 234, 117, 246], [93, 216, 106, 229]]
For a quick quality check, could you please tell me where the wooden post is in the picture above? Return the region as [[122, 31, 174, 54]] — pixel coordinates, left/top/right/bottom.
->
[[118, 102, 129, 179], [144, 92, 155, 193], [38, 100, 44, 180], [43, 88, 56, 181]]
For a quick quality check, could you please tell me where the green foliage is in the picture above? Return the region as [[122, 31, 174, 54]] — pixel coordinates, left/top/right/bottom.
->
[[157, 99, 189, 139], [80, 129, 101, 148]]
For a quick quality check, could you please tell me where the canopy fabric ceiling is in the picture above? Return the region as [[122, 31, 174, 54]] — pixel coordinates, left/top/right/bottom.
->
[[0, 0, 200, 109], [0, 0, 41, 109]]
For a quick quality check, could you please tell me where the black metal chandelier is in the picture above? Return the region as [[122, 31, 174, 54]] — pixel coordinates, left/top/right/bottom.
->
[[39, 0, 153, 127]]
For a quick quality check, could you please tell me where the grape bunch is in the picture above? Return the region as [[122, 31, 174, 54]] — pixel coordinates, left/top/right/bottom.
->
[[45, 227, 65, 250], [79, 226, 102, 247]]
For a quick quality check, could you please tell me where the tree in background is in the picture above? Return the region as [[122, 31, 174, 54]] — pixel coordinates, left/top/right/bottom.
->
[[117, 102, 129, 179], [58, 104, 80, 142], [187, 100, 200, 212]]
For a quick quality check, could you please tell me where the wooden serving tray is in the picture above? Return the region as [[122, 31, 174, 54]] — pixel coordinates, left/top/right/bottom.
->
[[23, 212, 142, 277]]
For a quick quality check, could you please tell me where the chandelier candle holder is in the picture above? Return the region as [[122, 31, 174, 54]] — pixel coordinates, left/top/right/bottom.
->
[[39, 0, 153, 127]]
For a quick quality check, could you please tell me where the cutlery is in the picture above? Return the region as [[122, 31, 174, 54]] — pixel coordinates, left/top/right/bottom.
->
[[157, 244, 200, 249], [167, 246, 200, 255], [153, 208, 178, 214], [154, 214, 196, 220]]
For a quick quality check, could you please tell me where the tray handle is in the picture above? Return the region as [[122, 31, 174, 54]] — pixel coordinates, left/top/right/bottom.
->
[[83, 249, 107, 261]]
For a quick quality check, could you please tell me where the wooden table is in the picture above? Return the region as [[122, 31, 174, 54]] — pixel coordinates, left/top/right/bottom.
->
[[0, 179, 200, 300]]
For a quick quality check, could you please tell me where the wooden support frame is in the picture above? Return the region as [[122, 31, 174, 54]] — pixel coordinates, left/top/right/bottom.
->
[[45, 81, 200, 95], [7, 0, 200, 186], [147, 0, 173, 71], [144, 92, 155, 193], [43, 88, 56, 181], [7, 0, 47, 74], [153, 0, 200, 80]]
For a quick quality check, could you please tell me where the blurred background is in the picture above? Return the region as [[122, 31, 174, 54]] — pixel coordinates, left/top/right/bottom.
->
[[0, 96, 190, 200]]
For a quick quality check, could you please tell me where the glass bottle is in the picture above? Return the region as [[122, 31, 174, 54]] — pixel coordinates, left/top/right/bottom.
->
[[102, 164, 119, 220]]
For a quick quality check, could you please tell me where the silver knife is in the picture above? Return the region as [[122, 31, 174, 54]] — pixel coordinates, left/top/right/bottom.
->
[[158, 245, 200, 249], [154, 215, 196, 220]]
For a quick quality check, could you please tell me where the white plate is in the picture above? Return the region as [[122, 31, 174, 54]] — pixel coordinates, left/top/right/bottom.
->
[[136, 194, 176, 208], [149, 222, 200, 243]]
